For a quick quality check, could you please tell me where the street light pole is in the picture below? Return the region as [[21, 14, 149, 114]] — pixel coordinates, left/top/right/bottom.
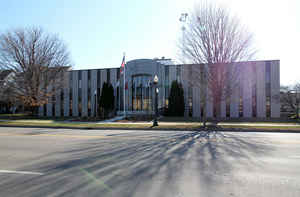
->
[[153, 75, 159, 127]]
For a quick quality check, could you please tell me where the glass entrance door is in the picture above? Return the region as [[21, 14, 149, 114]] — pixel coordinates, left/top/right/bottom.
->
[[132, 75, 152, 111]]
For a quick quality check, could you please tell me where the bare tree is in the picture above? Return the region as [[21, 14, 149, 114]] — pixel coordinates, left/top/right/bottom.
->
[[0, 71, 17, 113], [0, 27, 71, 114], [180, 2, 256, 126], [280, 84, 300, 119]]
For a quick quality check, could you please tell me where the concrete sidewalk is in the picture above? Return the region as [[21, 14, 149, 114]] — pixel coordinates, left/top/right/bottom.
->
[[1, 118, 300, 127], [96, 121, 300, 127], [96, 116, 125, 123]]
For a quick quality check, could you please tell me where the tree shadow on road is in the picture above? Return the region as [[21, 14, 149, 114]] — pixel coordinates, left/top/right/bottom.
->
[[0, 130, 274, 197]]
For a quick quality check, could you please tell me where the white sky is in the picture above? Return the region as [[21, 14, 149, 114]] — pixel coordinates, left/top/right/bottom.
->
[[173, 0, 300, 85]]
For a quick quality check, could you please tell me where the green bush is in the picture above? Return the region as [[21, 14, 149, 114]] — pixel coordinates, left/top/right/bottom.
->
[[167, 80, 185, 116], [99, 82, 115, 118]]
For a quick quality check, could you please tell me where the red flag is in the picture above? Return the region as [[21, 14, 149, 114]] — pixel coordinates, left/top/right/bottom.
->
[[120, 55, 125, 74], [121, 55, 125, 68]]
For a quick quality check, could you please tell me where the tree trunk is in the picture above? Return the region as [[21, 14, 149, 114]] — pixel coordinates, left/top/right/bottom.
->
[[214, 97, 221, 120], [201, 89, 207, 128], [202, 105, 207, 128], [200, 66, 207, 128]]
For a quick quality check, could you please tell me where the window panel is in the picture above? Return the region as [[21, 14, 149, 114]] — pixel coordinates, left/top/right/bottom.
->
[[266, 62, 271, 117], [252, 64, 257, 117], [88, 70, 91, 116], [107, 69, 110, 84], [131, 74, 152, 112]]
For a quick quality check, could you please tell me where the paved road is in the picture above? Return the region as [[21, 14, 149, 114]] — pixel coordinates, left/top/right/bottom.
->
[[0, 127, 299, 197]]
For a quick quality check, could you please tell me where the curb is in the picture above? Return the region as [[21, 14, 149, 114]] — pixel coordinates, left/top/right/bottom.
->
[[0, 124, 300, 133], [0, 124, 198, 131]]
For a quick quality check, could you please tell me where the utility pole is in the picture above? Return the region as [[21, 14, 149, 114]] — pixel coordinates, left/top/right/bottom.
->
[[179, 13, 188, 117], [179, 13, 188, 64]]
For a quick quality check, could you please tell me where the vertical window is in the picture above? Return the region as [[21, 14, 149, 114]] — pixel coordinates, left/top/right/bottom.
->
[[78, 70, 82, 88], [88, 70, 91, 81], [144, 76, 151, 111], [69, 75, 73, 116], [266, 61, 271, 117], [176, 65, 181, 82], [226, 66, 231, 117], [165, 66, 169, 108], [239, 83, 243, 117], [149, 85, 152, 111], [213, 104, 216, 118], [188, 66, 193, 117], [61, 91, 64, 117], [69, 72, 73, 116], [70, 89, 73, 116], [88, 70, 91, 116], [188, 86, 193, 117], [145, 86, 149, 111], [132, 77, 135, 111], [43, 104, 47, 116], [116, 69, 120, 111], [200, 65, 206, 118], [252, 64, 257, 117], [226, 96, 230, 117], [52, 88, 55, 117], [131, 75, 151, 111], [107, 69, 110, 84], [97, 70, 101, 88], [69, 72, 73, 87], [78, 71, 82, 117], [137, 78, 141, 111], [117, 87, 119, 111], [97, 70, 101, 116], [117, 68, 120, 80]]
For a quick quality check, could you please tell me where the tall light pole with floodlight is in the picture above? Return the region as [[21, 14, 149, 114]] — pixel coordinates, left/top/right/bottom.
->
[[179, 13, 188, 63]]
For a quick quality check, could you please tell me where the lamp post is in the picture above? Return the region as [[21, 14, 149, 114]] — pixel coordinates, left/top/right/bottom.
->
[[153, 75, 159, 127]]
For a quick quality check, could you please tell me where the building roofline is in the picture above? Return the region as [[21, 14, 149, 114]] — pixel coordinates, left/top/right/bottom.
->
[[70, 59, 280, 71]]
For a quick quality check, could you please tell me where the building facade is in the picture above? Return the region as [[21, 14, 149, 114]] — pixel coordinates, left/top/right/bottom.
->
[[39, 59, 280, 118]]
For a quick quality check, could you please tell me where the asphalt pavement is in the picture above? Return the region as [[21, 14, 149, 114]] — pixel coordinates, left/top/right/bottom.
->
[[0, 127, 300, 197]]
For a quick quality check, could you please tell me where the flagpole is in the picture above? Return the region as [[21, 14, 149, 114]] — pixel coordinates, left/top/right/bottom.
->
[[118, 81, 120, 111], [123, 52, 126, 117]]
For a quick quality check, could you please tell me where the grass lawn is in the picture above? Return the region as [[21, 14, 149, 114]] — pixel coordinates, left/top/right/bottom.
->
[[159, 116, 300, 123], [0, 114, 300, 131], [0, 113, 104, 122], [0, 119, 300, 132], [0, 120, 201, 130]]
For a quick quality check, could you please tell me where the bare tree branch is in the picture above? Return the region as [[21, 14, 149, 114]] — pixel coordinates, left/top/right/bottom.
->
[[180, 2, 256, 124], [280, 84, 300, 118], [0, 27, 72, 114]]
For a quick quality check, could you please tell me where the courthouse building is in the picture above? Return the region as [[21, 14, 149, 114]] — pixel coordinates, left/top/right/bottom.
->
[[39, 58, 280, 118]]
